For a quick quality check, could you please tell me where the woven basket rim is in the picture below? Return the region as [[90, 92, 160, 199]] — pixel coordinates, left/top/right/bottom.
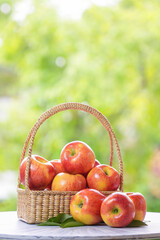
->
[[17, 187, 122, 195]]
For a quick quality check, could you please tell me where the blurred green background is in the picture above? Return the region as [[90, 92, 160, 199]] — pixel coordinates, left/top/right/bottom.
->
[[0, 0, 160, 212]]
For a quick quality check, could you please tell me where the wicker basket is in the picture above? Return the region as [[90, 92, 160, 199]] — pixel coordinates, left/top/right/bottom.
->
[[17, 102, 123, 223]]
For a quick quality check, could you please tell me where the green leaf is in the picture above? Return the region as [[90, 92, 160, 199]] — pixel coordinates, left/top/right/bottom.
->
[[47, 213, 73, 223], [127, 220, 148, 227], [60, 218, 85, 228], [38, 213, 73, 226], [38, 222, 60, 226], [38, 213, 85, 228], [19, 183, 25, 189]]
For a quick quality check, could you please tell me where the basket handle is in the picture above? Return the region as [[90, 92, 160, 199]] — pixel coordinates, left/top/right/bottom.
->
[[19, 102, 123, 191], [20, 113, 114, 165]]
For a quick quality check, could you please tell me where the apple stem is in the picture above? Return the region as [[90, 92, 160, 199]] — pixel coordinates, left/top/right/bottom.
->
[[78, 202, 83, 208], [112, 208, 118, 214], [70, 148, 76, 156]]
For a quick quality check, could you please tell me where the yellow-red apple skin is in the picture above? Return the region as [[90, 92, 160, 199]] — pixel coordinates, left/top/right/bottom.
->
[[101, 192, 135, 227], [87, 164, 120, 191], [50, 159, 66, 175], [61, 141, 95, 174], [51, 172, 86, 191], [126, 192, 147, 221], [70, 189, 105, 225], [19, 155, 56, 190], [83, 159, 101, 178]]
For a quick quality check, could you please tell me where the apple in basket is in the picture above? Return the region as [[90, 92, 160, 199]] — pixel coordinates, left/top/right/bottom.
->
[[70, 189, 106, 225], [61, 141, 95, 174], [19, 155, 56, 190], [51, 172, 86, 191], [101, 192, 135, 227], [87, 164, 120, 191], [94, 159, 101, 167], [83, 159, 101, 178], [126, 192, 147, 221], [50, 159, 66, 175]]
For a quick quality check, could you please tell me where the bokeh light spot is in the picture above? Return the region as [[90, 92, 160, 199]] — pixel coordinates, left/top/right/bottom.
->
[[0, 3, 11, 14], [55, 56, 66, 68]]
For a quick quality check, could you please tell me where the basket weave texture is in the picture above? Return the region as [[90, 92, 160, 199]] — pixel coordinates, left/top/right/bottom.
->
[[17, 102, 123, 223]]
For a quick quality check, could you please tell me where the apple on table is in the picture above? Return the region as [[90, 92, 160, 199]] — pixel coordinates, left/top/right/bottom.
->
[[70, 188, 106, 225], [126, 192, 147, 221], [101, 192, 135, 227]]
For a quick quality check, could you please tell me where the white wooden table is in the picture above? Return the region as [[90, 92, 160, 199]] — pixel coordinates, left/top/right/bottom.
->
[[0, 211, 160, 240]]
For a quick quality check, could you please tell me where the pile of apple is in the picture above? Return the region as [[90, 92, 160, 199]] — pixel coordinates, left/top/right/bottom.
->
[[19, 140, 147, 227], [70, 189, 147, 227]]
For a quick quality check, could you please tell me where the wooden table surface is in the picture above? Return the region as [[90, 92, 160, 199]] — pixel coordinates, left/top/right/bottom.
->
[[0, 211, 160, 240]]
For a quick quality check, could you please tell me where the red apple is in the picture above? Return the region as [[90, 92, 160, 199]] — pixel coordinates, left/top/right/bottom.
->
[[94, 159, 101, 167], [83, 159, 101, 178], [60, 141, 95, 174], [87, 164, 120, 191], [51, 172, 86, 191], [126, 192, 147, 221], [101, 192, 135, 227], [44, 183, 52, 191], [19, 155, 56, 190], [70, 188, 105, 225], [50, 159, 66, 175]]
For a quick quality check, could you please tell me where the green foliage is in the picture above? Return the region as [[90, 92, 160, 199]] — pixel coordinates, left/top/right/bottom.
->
[[127, 220, 147, 227], [38, 213, 85, 228], [0, 0, 160, 212], [0, 197, 17, 211]]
